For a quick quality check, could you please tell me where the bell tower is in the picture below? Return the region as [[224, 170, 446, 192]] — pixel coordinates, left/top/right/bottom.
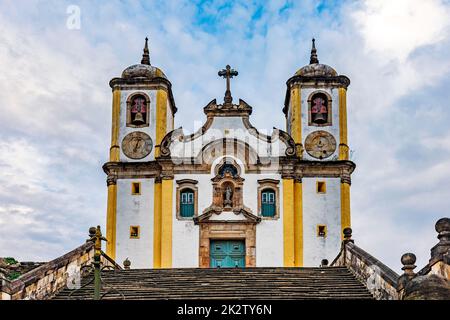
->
[[284, 39, 353, 266], [108, 37, 176, 163], [104, 38, 177, 265]]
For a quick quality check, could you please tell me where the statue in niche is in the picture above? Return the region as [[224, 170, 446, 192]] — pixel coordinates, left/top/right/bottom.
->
[[311, 94, 328, 124], [223, 185, 233, 207]]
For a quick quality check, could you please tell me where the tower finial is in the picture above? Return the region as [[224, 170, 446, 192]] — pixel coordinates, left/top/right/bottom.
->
[[141, 37, 150, 65], [310, 38, 319, 64]]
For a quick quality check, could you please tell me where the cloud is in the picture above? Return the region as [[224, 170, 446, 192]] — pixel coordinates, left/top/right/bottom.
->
[[352, 0, 450, 62], [0, 0, 449, 274]]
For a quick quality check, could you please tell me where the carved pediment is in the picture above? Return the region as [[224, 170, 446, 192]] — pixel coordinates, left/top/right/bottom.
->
[[194, 205, 260, 224], [159, 98, 297, 161], [203, 99, 253, 117]]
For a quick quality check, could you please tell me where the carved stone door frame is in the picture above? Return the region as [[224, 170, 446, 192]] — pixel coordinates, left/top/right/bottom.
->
[[199, 222, 256, 268]]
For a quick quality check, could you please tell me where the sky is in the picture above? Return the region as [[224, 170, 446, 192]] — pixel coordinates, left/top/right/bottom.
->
[[0, 0, 450, 273]]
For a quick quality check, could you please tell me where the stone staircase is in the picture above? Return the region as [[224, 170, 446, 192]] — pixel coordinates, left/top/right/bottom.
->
[[54, 266, 373, 300], [54, 267, 373, 300]]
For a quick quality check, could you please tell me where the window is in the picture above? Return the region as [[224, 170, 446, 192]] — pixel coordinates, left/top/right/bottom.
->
[[317, 225, 327, 238], [131, 182, 141, 195], [257, 179, 280, 220], [130, 226, 140, 239], [180, 189, 195, 218], [176, 179, 198, 220], [317, 181, 326, 194], [261, 189, 276, 217]]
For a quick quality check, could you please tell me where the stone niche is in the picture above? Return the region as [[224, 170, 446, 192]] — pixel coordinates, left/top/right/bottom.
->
[[199, 223, 256, 268]]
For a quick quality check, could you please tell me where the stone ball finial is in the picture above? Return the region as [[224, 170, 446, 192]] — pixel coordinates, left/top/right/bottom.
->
[[343, 227, 352, 240], [401, 253, 417, 266], [401, 253, 417, 280], [430, 217, 450, 262], [88, 226, 97, 238], [435, 217, 450, 234], [123, 258, 131, 270]]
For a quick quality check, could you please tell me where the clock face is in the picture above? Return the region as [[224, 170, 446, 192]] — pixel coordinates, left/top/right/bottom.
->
[[122, 131, 153, 159], [304, 131, 336, 159]]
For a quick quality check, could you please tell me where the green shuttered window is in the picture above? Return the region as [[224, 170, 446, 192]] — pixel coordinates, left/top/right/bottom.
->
[[261, 189, 276, 217], [180, 189, 195, 217]]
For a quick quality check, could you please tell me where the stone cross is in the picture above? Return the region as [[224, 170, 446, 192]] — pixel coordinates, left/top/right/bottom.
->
[[218, 65, 238, 104]]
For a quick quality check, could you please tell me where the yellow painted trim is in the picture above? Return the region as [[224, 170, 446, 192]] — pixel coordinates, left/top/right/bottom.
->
[[109, 89, 121, 162], [294, 180, 303, 267], [153, 180, 162, 268], [155, 90, 168, 157], [106, 184, 117, 259], [339, 88, 349, 160], [290, 86, 303, 157], [340, 182, 351, 240], [161, 179, 173, 268], [283, 179, 295, 267]]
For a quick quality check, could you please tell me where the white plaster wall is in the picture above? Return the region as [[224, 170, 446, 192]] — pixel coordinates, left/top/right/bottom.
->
[[301, 88, 340, 161], [302, 177, 341, 266], [249, 173, 284, 267], [115, 178, 154, 269], [118, 90, 157, 162], [171, 173, 207, 268]]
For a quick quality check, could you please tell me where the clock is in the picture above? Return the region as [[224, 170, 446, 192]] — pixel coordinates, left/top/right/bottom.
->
[[122, 131, 153, 159], [304, 131, 336, 159]]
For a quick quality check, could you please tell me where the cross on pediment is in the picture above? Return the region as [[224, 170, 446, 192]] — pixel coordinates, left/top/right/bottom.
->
[[218, 65, 238, 104]]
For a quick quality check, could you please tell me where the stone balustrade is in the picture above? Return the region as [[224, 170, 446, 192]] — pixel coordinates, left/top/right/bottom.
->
[[330, 228, 399, 300], [0, 227, 120, 300]]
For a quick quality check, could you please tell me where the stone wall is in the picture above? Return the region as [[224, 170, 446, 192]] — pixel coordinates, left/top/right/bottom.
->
[[0, 242, 119, 300], [429, 260, 450, 279], [331, 241, 399, 300]]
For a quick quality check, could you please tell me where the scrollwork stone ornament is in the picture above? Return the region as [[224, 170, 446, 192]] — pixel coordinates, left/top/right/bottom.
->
[[341, 175, 351, 185], [106, 175, 117, 186]]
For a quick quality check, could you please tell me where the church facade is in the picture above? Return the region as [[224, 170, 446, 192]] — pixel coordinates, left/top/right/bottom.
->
[[103, 38, 354, 269]]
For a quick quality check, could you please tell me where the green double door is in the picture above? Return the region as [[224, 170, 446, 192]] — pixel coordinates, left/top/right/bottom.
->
[[210, 240, 245, 268]]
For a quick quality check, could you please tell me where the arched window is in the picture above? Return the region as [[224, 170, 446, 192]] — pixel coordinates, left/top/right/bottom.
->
[[261, 189, 276, 217], [126, 93, 150, 128], [308, 91, 332, 126], [180, 189, 195, 217]]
